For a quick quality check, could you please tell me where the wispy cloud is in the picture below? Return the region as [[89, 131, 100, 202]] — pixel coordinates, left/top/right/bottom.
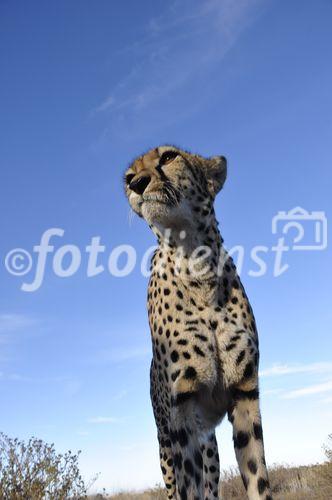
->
[[261, 388, 283, 397], [260, 362, 332, 378], [112, 389, 128, 401], [95, 96, 115, 113], [0, 313, 36, 332], [94, 346, 151, 364], [260, 362, 332, 400], [0, 372, 82, 400], [0, 313, 38, 345], [282, 380, 332, 400], [87, 416, 121, 424], [92, 0, 264, 137], [0, 372, 33, 382], [76, 429, 89, 437], [63, 379, 81, 397]]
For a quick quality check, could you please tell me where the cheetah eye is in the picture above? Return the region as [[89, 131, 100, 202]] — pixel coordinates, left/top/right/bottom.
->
[[159, 150, 179, 166], [125, 173, 135, 185]]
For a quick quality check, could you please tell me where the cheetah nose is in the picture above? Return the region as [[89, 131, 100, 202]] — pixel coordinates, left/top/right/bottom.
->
[[129, 176, 151, 195]]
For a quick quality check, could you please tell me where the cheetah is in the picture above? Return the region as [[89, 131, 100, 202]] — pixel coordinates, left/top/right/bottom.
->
[[124, 146, 272, 500]]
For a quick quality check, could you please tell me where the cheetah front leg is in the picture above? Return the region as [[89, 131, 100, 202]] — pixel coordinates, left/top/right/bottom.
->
[[228, 386, 272, 500], [200, 432, 220, 499], [158, 430, 177, 499], [151, 363, 177, 498], [170, 401, 205, 500]]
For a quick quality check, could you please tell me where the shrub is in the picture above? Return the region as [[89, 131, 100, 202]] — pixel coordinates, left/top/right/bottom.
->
[[315, 433, 332, 497], [323, 433, 332, 463], [0, 433, 88, 499]]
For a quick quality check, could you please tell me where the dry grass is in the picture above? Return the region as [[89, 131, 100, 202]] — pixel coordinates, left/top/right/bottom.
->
[[90, 434, 332, 499], [220, 462, 332, 499], [89, 463, 332, 499]]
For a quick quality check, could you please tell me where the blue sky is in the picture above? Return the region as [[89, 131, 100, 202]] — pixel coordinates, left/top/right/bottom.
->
[[0, 0, 331, 492]]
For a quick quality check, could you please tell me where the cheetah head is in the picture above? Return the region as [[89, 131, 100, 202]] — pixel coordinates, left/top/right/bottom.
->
[[124, 145, 227, 230]]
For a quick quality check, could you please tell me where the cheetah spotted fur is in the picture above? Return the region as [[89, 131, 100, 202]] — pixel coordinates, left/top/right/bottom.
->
[[124, 146, 272, 500]]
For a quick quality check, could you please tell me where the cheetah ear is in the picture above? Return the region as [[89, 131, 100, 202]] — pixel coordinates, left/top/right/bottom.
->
[[203, 156, 227, 198]]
